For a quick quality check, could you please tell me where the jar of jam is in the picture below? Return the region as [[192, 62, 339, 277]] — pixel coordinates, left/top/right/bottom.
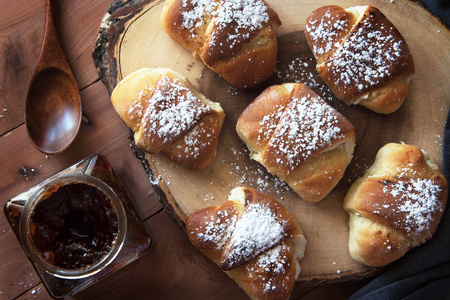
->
[[5, 154, 151, 298]]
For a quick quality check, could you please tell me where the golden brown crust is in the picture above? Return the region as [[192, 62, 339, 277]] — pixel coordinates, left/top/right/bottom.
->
[[236, 83, 356, 202], [226, 241, 299, 300], [135, 76, 213, 153], [186, 187, 306, 300], [305, 5, 353, 64], [162, 113, 225, 169], [349, 175, 447, 242], [201, 7, 280, 64], [111, 68, 225, 170], [348, 214, 411, 267], [236, 84, 291, 153], [220, 187, 303, 270], [358, 78, 409, 114], [344, 143, 448, 266], [305, 5, 415, 114], [204, 26, 279, 89], [260, 84, 356, 177], [161, 0, 281, 89], [187, 199, 242, 262], [110, 69, 162, 132], [161, 0, 218, 54], [286, 145, 352, 202]]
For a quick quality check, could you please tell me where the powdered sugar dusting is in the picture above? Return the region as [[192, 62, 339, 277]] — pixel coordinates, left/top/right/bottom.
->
[[127, 84, 149, 121], [369, 177, 445, 238], [255, 244, 289, 275], [141, 76, 211, 145], [247, 243, 291, 293], [276, 56, 336, 103], [215, 0, 269, 29], [383, 178, 444, 235], [180, 0, 270, 48], [181, 0, 217, 30], [223, 202, 286, 268], [211, 0, 270, 48], [306, 7, 349, 57], [266, 95, 345, 174], [175, 122, 215, 160], [195, 210, 237, 249], [326, 13, 407, 93], [257, 105, 285, 143], [222, 146, 291, 197]]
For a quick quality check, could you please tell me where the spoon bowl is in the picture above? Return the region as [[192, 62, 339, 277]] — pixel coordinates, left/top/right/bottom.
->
[[26, 68, 81, 154], [25, 0, 82, 154]]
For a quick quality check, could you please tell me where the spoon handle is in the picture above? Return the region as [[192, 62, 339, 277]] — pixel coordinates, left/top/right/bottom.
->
[[33, 0, 74, 76]]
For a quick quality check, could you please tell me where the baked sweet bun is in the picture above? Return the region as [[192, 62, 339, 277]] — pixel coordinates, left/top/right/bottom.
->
[[187, 187, 306, 300], [344, 143, 448, 267], [236, 83, 356, 202], [161, 0, 281, 89], [111, 68, 225, 170], [305, 5, 415, 114]]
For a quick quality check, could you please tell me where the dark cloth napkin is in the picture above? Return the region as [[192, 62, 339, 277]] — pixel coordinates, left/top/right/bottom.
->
[[419, 0, 450, 26], [349, 2, 450, 299]]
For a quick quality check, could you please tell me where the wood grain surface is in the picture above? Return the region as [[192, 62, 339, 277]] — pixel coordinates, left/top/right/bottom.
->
[[93, 0, 450, 285]]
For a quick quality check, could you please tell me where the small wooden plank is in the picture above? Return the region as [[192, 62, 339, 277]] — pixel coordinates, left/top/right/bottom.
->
[[93, 0, 449, 285], [0, 80, 162, 299]]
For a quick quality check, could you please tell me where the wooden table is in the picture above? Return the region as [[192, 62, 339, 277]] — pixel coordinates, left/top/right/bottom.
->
[[0, 0, 443, 299]]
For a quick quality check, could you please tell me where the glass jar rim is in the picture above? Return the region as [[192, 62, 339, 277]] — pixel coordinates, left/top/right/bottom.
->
[[19, 173, 127, 279]]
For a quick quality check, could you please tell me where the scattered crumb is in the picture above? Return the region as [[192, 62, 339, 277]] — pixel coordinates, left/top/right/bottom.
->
[[149, 175, 162, 185]]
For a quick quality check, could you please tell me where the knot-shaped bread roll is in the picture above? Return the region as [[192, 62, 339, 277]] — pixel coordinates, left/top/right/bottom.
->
[[187, 187, 306, 300], [236, 83, 356, 202], [344, 143, 448, 267], [111, 68, 225, 170], [161, 0, 281, 89], [305, 6, 415, 114]]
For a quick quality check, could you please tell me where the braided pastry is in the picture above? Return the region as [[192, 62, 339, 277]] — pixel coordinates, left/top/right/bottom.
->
[[344, 143, 448, 267], [111, 68, 225, 170], [187, 187, 306, 300], [305, 5, 415, 114], [236, 83, 356, 202], [161, 0, 281, 89]]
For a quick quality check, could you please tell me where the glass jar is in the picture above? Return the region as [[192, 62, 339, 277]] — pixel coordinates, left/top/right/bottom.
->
[[4, 154, 151, 298]]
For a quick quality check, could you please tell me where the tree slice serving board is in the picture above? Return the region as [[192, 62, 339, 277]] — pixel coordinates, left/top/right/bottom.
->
[[93, 0, 450, 285]]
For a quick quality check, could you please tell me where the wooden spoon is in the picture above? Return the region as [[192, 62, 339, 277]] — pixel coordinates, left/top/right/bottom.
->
[[25, 0, 82, 154]]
